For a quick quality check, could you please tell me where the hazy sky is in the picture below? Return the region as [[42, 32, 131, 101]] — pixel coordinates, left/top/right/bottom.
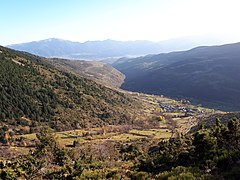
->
[[1, 0, 240, 45]]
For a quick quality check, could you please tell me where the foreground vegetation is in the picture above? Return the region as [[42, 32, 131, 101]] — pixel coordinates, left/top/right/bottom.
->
[[0, 118, 239, 179]]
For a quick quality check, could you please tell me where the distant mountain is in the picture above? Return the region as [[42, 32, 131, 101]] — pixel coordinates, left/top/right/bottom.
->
[[7, 36, 228, 60], [0, 46, 141, 132], [113, 42, 240, 111], [7, 38, 162, 59], [48, 58, 125, 88]]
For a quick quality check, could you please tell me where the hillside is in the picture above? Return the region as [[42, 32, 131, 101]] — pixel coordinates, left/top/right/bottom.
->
[[113, 42, 240, 111], [0, 46, 143, 133], [48, 58, 125, 88], [196, 112, 240, 128]]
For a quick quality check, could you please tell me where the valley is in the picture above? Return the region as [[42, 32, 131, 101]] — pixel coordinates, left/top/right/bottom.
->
[[1, 91, 215, 151], [0, 0, 240, 180], [0, 45, 239, 179], [1, 0, 240, 178]]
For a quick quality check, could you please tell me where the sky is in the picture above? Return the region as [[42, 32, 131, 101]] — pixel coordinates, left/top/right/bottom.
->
[[1, 0, 240, 45]]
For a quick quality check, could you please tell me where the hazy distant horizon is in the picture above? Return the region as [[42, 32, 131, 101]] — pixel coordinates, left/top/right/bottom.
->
[[5, 34, 240, 48], [2, 0, 240, 46]]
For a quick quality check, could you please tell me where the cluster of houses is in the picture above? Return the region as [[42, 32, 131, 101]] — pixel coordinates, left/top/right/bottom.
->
[[159, 103, 203, 114]]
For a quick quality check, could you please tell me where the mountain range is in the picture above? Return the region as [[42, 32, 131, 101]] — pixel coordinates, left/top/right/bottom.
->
[[7, 36, 229, 60], [113, 42, 240, 111]]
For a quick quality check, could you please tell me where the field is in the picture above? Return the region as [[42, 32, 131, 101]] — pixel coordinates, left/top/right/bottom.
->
[[1, 92, 219, 161], [1, 126, 171, 157]]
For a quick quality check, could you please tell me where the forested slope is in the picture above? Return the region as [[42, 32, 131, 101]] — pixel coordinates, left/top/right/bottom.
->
[[0, 46, 139, 132]]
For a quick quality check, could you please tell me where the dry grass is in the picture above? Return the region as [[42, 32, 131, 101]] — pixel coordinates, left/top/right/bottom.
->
[[16, 125, 173, 149]]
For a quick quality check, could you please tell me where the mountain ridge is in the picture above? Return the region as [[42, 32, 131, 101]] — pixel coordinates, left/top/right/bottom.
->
[[113, 42, 240, 111], [7, 36, 230, 60], [7, 38, 161, 59]]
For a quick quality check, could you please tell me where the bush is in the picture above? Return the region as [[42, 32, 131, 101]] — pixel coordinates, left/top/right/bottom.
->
[[127, 171, 150, 180]]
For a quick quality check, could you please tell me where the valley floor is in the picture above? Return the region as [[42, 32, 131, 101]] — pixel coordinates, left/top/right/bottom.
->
[[1, 91, 218, 160]]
